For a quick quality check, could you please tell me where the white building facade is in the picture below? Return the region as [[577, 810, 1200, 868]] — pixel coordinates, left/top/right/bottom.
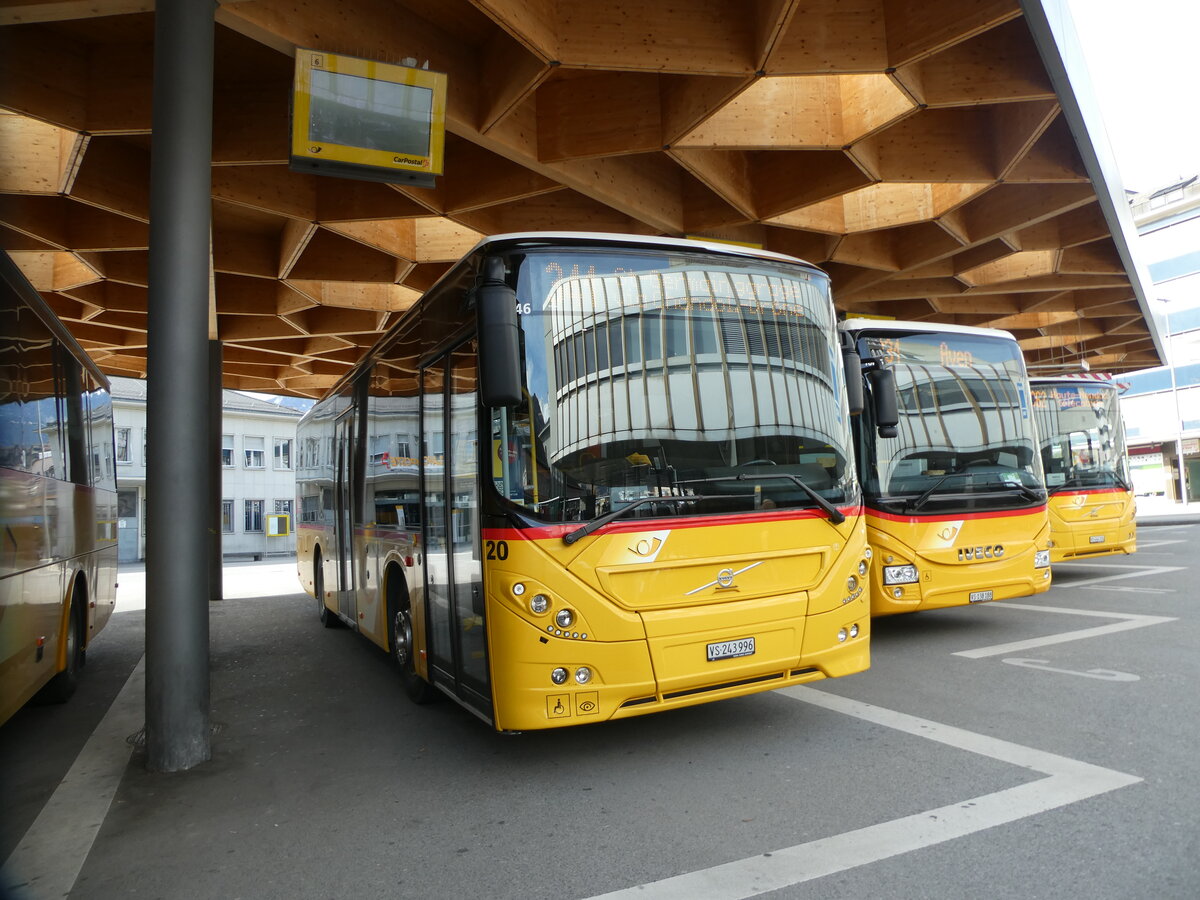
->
[[111, 378, 305, 561], [1119, 177, 1200, 502]]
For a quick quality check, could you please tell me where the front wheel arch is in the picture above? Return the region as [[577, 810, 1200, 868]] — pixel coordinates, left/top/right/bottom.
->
[[386, 563, 436, 704]]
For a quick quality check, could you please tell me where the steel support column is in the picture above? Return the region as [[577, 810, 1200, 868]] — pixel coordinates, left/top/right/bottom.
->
[[209, 340, 224, 602], [145, 0, 217, 772]]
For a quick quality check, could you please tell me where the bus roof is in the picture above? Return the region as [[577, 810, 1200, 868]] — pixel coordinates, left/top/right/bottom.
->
[[839, 317, 1018, 343], [460, 231, 824, 271]]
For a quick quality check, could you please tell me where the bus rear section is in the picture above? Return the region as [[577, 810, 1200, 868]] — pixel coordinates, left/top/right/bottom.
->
[[297, 233, 873, 730], [843, 319, 1051, 616], [1032, 377, 1137, 561]]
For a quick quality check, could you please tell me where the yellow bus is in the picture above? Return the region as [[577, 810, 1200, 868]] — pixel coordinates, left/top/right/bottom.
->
[[840, 319, 1051, 616], [1031, 376, 1136, 561], [1, 252, 119, 724], [296, 233, 872, 731]]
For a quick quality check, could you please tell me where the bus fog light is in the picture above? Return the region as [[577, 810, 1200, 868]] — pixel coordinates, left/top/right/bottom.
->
[[846, 575, 858, 593], [512, 583, 526, 596], [529, 594, 549, 614], [1034, 550, 1050, 568], [574, 667, 592, 685], [864, 547, 873, 559], [555, 608, 575, 628], [837, 628, 848, 643], [883, 564, 918, 585], [892, 587, 903, 599], [551, 667, 569, 685], [849, 623, 859, 638]]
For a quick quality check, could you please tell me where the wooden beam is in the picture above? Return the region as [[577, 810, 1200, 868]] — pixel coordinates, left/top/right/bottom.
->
[[0, 25, 87, 130], [287, 229, 407, 283], [755, 151, 873, 220], [669, 149, 756, 219], [536, 71, 663, 162], [894, 17, 1053, 107], [0, 113, 79, 194], [764, 0, 887, 74], [660, 73, 754, 145], [286, 280, 421, 313], [478, 27, 553, 133], [68, 137, 151, 222], [1004, 115, 1088, 182], [554, 0, 756, 75], [442, 142, 563, 214], [212, 84, 290, 165], [855, 107, 998, 182], [954, 183, 1095, 245], [469, 0, 559, 61], [0, 2, 152, 25], [882, 0, 1021, 69], [211, 165, 318, 220]]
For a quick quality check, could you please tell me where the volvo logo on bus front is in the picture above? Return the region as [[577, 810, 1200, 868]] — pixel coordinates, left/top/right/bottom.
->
[[957, 545, 1004, 561]]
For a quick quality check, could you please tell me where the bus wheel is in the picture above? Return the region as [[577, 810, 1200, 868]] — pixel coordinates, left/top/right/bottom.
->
[[389, 582, 436, 705], [315, 549, 338, 629], [42, 583, 85, 703]]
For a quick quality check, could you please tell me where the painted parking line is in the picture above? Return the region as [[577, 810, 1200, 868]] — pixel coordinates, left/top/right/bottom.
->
[[1052, 564, 1182, 589], [954, 603, 1176, 659], [2, 657, 144, 899], [586, 686, 1140, 900]]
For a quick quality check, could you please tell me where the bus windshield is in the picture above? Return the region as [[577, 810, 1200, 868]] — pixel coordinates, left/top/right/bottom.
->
[[855, 329, 1044, 513], [1033, 381, 1131, 492], [491, 246, 857, 523]]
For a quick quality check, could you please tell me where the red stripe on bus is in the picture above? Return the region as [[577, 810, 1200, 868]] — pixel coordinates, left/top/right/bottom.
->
[[865, 505, 1047, 524], [482, 505, 864, 541]]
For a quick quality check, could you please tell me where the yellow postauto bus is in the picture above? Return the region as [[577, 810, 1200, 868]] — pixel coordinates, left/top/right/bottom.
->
[[1031, 376, 1136, 561], [1, 252, 119, 724], [841, 319, 1051, 616], [296, 233, 872, 731]]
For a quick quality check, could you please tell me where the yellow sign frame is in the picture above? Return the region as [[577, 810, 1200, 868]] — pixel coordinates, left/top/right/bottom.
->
[[291, 48, 447, 181]]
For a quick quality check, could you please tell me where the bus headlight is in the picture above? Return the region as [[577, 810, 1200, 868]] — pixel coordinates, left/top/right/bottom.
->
[[529, 594, 550, 614], [551, 667, 569, 685], [883, 564, 918, 585], [1034, 550, 1050, 568], [574, 667, 592, 685], [837, 628, 848, 643], [555, 608, 575, 628], [849, 623, 859, 638]]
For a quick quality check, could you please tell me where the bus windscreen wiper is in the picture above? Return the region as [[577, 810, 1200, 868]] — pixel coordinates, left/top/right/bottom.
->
[[562, 494, 731, 545], [904, 460, 996, 513], [675, 473, 846, 525]]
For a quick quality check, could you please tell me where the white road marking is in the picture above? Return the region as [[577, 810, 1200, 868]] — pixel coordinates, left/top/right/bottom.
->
[[1053, 564, 1182, 589], [586, 687, 1140, 900], [1091, 585, 1174, 594], [2, 657, 144, 899], [954, 603, 1176, 659], [1002, 657, 1139, 681]]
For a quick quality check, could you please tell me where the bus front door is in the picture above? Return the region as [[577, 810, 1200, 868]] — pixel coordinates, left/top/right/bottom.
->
[[421, 347, 491, 720]]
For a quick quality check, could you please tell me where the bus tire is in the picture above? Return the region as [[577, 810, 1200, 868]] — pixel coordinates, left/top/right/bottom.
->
[[315, 548, 338, 629], [388, 571, 436, 705], [42, 581, 85, 703]]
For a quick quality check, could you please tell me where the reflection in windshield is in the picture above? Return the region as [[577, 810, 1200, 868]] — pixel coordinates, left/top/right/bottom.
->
[[1032, 381, 1130, 491], [493, 248, 857, 523], [857, 331, 1044, 512]]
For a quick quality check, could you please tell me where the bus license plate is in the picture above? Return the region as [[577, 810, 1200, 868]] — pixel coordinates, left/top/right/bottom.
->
[[969, 590, 994, 603], [1089, 535, 1105, 544], [707, 637, 755, 661]]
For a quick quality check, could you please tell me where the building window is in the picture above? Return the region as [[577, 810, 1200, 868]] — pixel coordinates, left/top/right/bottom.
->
[[274, 498, 293, 517], [273, 437, 293, 470], [115, 427, 131, 463], [221, 499, 234, 533], [244, 436, 265, 468], [221, 434, 234, 467], [244, 499, 264, 532]]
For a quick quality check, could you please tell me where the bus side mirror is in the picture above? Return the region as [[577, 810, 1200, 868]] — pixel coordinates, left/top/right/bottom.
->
[[476, 257, 523, 408], [842, 348, 864, 416], [867, 367, 899, 438]]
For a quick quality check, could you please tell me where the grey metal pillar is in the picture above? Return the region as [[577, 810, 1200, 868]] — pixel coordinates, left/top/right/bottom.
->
[[145, 0, 217, 772], [209, 340, 224, 602]]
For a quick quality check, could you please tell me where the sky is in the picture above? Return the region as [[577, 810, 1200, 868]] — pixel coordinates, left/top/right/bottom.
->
[[1065, 0, 1200, 194]]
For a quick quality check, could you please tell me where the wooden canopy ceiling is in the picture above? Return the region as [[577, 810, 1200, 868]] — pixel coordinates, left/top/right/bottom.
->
[[0, 0, 1161, 398]]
